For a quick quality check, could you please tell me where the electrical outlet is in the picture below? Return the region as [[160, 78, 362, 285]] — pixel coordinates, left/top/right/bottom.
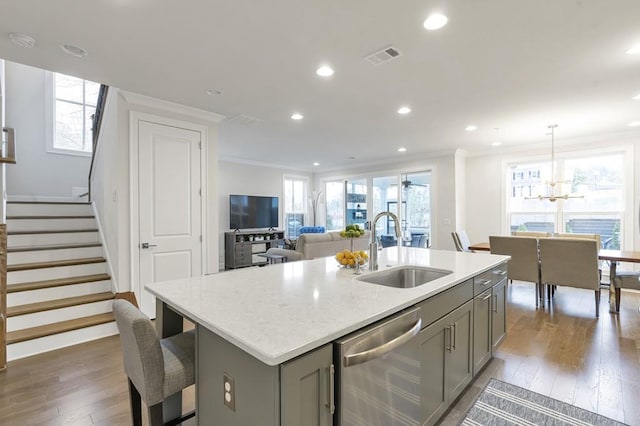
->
[[223, 373, 235, 411]]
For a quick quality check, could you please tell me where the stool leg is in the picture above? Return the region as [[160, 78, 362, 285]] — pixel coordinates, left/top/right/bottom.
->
[[149, 402, 163, 426], [128, 379, 142, 426]]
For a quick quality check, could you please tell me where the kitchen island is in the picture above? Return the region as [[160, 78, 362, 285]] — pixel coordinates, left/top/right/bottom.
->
[[146, 247, 509, 425]]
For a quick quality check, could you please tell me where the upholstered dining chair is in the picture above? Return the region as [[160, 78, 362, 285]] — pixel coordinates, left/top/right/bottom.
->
[[113, 299, 196, 426], [513, 231, 550, 237], [452, 230, 473, 252], [538, 238, 601, 317], [611, 270, 640, 312], [554, 232, 601, 249], [489, 236, 543, 307]]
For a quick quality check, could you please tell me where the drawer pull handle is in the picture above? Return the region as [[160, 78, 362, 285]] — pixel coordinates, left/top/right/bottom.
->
[[493, 270, 507, 276], [492, 294, 498, 312], [477, 279, 492, 286]]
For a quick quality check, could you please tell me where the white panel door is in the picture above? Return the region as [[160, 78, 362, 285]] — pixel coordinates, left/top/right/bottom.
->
[[138, 120, 202, 317]]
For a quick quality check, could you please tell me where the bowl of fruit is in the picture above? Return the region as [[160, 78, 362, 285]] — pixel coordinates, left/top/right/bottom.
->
[[335, 249, 369, 269]]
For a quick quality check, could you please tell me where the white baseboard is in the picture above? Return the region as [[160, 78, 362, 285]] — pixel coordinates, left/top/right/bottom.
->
[[7, 195, 87, 202]]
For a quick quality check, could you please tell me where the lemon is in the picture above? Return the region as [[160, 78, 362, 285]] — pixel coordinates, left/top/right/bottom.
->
[[336, 252, 344, 260]]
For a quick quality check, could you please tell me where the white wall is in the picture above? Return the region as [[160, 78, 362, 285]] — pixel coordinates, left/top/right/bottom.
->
[[218, 160, 312, 268], [313, 151, 460, 251], [4, 62, 90, 200], [89, 90, 220, 294], [90, 87, 121, 290], [465, 136, 640, 251]]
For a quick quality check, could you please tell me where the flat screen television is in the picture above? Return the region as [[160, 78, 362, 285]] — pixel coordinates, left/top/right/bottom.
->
[[230, 194, 279, 230]]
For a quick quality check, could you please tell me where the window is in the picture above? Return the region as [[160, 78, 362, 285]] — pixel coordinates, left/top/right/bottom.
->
[[283, 176, 308, 238], [325, 181, 345, 231], [47, 72, 100, 155], [506, 151, 626, 249]]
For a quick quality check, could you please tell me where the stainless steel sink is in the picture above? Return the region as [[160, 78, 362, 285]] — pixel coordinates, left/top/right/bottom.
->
[[356, 266, 452, 288]]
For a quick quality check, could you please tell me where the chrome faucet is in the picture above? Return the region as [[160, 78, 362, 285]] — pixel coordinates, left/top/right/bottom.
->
[[369, 211, 401, 271]]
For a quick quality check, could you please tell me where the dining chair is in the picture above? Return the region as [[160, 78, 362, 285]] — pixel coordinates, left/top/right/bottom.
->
[[554, 232, 601, 249], [452, 230, 473, 252], [538, 238, 601, 317], [611, 270, 640, 311], [113, 299, 196, 426], [489, 236, 543, 307], [512, 231, 550, 237]]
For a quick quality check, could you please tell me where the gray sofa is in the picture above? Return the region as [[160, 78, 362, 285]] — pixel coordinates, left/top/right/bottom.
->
[[267, 230, 371, 261]]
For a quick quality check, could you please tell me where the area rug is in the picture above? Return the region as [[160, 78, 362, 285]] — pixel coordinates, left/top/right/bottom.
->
[[460, 378, 627, 426]]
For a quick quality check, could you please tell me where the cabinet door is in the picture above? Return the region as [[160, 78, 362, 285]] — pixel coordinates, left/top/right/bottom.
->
[[419, 316, 449, 426], [281, 344, 334, 426], [492, 279, 507, 351], [472, 289, 492, 376], [446, 300, 473, 402]]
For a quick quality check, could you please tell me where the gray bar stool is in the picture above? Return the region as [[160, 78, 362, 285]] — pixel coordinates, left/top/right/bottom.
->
[[113, 299, 195, 425]]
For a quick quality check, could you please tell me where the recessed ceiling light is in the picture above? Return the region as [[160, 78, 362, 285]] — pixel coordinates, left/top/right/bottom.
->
[[291, 113, 304, 120], [465, 125, 478, 132], [397, 106, 411, 115], [491, 141, 502, 147], [61, 44, 88, 58], [633, 93, 640, 100], [316, 65, 334, 77], [206, 89, 223, 96], [9, 33, 36, 48], [398, 147, 407, 152], [625, 44, 640, 55], [423, 13, 448, 30], [628, 121, 640, 127], [313, 162, 320, 166]]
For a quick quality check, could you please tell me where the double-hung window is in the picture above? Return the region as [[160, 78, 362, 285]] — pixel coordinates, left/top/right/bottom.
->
[[47, 72, 100, 156]]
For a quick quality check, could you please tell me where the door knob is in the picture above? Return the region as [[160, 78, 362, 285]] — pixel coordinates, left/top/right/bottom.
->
[[141, 242, 157, 249]]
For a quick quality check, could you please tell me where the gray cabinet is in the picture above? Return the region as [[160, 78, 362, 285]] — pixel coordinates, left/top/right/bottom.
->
[[281, 344, 334, 426], [225, 230, 285, 269], [491, 278, 507, 351], [472, 288, 492, 375], [420, 300, 473, 425], [472, 265, 508, 375]]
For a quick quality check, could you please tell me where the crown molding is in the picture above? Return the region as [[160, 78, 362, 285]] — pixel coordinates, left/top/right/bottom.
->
[[119, 90, 225, 123]]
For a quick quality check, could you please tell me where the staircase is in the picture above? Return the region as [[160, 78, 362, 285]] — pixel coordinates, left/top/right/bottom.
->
[[5, 201, 117, 361]]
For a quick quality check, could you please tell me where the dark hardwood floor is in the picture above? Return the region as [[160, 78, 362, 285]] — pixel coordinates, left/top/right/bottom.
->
[[0, 282, 638, 425]]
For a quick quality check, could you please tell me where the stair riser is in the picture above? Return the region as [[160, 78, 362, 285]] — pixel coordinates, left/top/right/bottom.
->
[[7, 300, 114, 332], [8, 218, 97, 232], [8, 246, 103, 264], [8, 262, 107, 285], [7, 322, 118, 362], [7, 280, 113, 306], [8, 232, 99, 247], [7, 203, 94, 217]]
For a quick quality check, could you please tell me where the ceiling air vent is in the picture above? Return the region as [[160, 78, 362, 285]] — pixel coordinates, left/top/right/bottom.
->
[[224, 114, 262, 126], [364, 46, 401, 66]]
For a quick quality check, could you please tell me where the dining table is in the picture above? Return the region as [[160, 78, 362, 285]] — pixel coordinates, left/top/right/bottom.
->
[[469, 241, 640, 314]]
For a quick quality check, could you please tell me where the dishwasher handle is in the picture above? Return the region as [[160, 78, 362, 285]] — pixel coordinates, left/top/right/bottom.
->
[[343, 317, 422, 367]]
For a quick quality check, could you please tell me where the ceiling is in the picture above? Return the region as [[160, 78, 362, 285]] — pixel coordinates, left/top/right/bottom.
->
[[1, 0, 640, 172]]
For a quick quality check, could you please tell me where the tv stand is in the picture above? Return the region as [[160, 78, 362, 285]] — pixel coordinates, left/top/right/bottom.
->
[[224, 229, 285, 270]]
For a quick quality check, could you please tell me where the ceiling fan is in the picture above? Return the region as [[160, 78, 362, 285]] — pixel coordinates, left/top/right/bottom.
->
[[401, 179, 428, 189]]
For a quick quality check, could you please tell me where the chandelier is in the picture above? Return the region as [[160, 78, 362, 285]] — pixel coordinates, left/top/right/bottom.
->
[[525, 124, 583, 202]]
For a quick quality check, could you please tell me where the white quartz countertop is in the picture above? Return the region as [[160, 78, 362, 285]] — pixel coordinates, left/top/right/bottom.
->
[[146, 247, 509, 366]]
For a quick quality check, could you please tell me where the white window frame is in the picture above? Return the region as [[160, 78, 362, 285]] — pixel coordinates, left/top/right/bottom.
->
[[503, 145, 634, 250], [283, 174, 309, 238], [44, 71, 95, 157]]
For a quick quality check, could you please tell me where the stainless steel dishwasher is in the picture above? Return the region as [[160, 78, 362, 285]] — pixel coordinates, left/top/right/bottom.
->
[[335, 307, 422, 426]]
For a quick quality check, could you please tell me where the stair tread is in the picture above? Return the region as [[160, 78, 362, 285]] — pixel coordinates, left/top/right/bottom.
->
[[7, 273, 111, 293], [7, 201, 91, 205], [8, 242, 102, 253], [8, 257, 106, 272], [8, 229, 98, 235], [7, 215, 95, 219], [7, 312, 115, 344], [8, 292, 115, 317]]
